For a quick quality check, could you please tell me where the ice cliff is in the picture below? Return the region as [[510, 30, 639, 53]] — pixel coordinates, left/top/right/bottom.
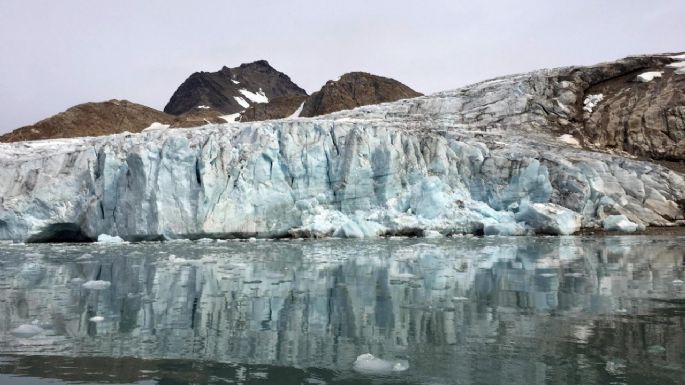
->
[[1, 54, 684, 241]]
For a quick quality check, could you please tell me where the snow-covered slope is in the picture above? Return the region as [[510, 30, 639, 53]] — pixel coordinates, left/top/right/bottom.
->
[[1, 54, 684, 242]]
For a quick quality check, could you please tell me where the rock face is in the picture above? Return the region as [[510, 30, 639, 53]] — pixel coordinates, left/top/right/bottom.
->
[[0, 100, 174, 142], [239, 95, 308, 122], [300, 72, 423, 117], [0, 53, 684, 242], [0, 101, 241, 143], [240, 72, 423, 121], [524, 53, 685, 161], [163, 60, 307, 116]]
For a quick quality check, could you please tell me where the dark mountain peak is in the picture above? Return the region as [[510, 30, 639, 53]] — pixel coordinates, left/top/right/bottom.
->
[[164, 60, 306, 116]]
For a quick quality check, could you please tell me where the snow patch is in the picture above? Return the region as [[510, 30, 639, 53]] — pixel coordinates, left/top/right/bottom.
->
[[666, 61, 685, 69], [197, 105, 210, 109], [287, 102, 305, 119], [234, 96, 250, 109], [668, 53, 685, 60], [583, 94, 604, 113], [231, 79, 240, 84], [239, 88, 269, 104], [142, 122, 170, 132], [220, 113, 241, 123], [635, 71, 663, 83], [557, 134, 580, 147]]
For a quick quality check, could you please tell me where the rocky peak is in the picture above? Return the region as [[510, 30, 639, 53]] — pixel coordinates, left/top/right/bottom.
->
[[299, 72, 422, 117], [164, 60, 307, 116], [240, 71, 423, 122]]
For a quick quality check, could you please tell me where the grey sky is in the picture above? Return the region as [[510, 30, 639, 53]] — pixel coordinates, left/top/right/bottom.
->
[[1, 0, 683, 134]]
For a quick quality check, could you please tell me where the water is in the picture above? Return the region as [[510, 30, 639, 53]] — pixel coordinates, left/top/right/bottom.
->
[[0, 236, 683, 385]]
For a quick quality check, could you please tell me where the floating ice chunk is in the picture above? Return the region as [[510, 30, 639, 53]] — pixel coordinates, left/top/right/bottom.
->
[[423, 230, 443, 238], [234, 96, 250, 108], [238, 88, 269, 104], [142, 122, 170, 132], [515, 201, 581, 235], [635, 71, 663, 83], [557, 134, 580, 147], [483, 222, 526, 236], [287, 102, 305, 118], [583, 94, 604, 113], [97, 234, 125, 243], [82, 280, 111, 290], [89, 316, 105, 322], [353, 353, 409, 373], [220, 113, 241, 123], [673, 279, 684, 285], [603, 215, 638, 232], [10, 324, 44, 338]]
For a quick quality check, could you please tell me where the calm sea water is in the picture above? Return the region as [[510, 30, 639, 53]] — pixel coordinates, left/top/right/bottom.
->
[[0, 236, 683, 385]]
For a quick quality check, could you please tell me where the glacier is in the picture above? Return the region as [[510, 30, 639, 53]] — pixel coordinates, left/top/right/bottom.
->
[[0, 56, 684, 242]]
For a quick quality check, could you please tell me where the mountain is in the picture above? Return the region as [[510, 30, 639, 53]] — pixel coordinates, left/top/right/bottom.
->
[[240, 72, 422, 121], [0, 100, 174, 142], [300, 72, 423, 117], [0, 101, 237, 143], [239, 95, 308, 122], [163, 60, 307, 116], [0, 53, 683, 242]]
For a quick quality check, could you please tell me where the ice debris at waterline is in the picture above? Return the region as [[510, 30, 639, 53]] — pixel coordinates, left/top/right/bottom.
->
[[0, 55, 684, 242], [353, 354, 409, 373]]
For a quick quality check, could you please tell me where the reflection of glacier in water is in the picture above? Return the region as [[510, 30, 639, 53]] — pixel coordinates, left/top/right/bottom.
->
[[0, 236, 684, 384]]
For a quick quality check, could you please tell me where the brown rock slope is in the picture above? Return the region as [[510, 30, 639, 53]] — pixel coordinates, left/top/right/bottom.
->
[[533, 53, 685, 162], [300, 72, 422, 117], [0, 100, 175, 142], [239, 95, 307, 122], [240, 72, 422, 121]]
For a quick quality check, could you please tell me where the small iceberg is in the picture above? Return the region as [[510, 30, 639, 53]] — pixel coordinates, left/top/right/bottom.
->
[[97, 234, 125, 243], [89, 316, 105, 323], [10, 324, 44, 338], [353, 353, 409, 373], [82, 280, 111, 290]]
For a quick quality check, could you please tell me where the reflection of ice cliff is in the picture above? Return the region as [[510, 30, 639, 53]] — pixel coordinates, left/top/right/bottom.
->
[[0, 238, 683, 376]]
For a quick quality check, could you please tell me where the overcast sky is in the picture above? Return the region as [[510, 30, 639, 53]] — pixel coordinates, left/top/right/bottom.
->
[[1, 0, 683, 133]]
